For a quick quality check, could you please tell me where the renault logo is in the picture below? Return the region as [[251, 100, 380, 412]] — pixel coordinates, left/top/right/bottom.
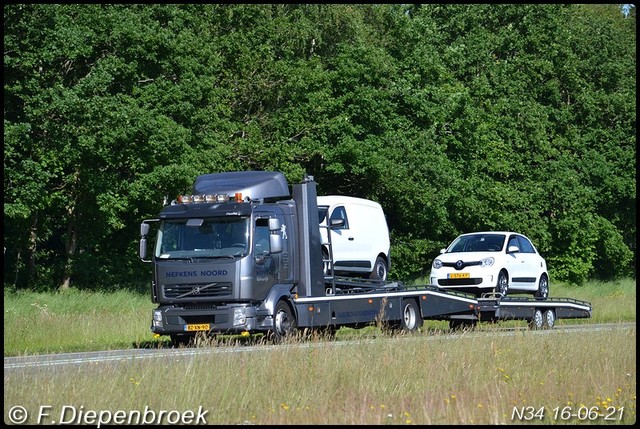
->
[[455, 260, 464, 270]]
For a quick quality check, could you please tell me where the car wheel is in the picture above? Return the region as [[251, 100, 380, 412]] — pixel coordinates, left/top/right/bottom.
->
[[495, 271, 508, 297], [543, 309, 555, 329], [369, 256, 388, 281], [529, 309, 544, 330], [535, 274, 549, 300]]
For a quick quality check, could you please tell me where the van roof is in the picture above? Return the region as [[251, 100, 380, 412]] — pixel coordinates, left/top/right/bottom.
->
[[317, 195, 382, 208]]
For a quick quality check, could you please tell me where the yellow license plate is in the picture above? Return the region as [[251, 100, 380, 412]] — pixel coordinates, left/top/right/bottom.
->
[[185, 323, 210, 332], [448, 273, 470, 279]]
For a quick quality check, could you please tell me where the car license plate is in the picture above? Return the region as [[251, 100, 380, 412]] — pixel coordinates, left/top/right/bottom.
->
[[185, 323, 210, 332], [448, 273, 470, 279]]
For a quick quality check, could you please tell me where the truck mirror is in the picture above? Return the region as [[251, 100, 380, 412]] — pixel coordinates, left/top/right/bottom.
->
[[268, 218, 281, 231], [139, 237, 148, 260], [270, 234, 283, 254], [140, 223, 150, 236]]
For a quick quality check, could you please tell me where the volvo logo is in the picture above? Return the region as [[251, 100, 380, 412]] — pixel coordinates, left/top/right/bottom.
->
[[455, 260, 464, 270], [192, 287, 201, 294]]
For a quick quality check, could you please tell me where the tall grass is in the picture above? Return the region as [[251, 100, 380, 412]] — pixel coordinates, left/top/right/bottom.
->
[[4, 327, 635, 424], [3, 278, 636, 357]]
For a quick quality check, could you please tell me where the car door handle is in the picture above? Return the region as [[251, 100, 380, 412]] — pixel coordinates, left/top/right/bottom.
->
[[348, 237, 354, 241]]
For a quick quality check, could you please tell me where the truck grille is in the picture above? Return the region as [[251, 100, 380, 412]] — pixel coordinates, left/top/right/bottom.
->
[[163, 282, 233, 299]]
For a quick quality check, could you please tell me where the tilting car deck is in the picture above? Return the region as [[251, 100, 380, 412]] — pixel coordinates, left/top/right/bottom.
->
[[292, 279, 592, 332]]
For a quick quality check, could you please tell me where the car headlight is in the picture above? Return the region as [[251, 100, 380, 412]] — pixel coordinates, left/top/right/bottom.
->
[[432, 259, 442, 269], [481, 257, 495, 267]]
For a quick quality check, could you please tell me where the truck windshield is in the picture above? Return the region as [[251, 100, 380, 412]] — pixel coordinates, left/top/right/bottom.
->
[[155, 217, 250, 259]]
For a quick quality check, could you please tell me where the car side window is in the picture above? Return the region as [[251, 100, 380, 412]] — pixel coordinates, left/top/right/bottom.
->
[[517, 236, 536, 253], [329, 206, 349, 229]]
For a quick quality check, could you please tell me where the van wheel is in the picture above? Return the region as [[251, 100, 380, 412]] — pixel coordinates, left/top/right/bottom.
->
[[369, 256, 388, 281]]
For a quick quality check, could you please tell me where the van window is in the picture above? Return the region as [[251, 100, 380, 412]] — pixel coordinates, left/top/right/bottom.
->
[[330, 206, 349, 229]]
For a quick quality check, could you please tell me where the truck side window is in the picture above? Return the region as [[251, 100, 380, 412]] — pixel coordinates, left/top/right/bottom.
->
[[255, 219, 271, 254], [329, 206, 349, 229]]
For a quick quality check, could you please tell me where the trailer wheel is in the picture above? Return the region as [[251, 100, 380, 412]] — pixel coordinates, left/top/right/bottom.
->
[[543, 309, 555, 329], [271, 300, 298, 342], [529, 309, 544, 330], [495, 271, 509, 297], [369, 256, 388, 281], [400, 299, 423, 332]]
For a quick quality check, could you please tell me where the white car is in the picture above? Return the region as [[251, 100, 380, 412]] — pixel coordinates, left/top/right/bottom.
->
[[429, 231, 549, 299]]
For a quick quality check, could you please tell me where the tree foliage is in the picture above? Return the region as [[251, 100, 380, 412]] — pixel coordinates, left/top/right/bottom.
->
[[3, 4, 635, 290]]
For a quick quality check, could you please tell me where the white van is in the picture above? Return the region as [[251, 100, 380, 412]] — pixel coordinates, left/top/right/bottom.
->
[[317, 196, 391, 281]]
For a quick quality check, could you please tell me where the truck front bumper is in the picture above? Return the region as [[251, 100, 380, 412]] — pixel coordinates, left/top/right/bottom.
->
[[150, 304, 269, 335]]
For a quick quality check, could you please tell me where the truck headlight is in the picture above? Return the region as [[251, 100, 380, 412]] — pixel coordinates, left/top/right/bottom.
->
[[233, 307, 247, 326], [152, 310, 163, 328]]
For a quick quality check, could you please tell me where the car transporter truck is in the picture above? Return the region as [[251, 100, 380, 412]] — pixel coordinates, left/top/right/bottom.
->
[[139, 171, 592, 345]]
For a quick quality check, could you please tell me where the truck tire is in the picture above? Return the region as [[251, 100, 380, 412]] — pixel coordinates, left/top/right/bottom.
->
[[543, 309, 555, 329], [495, 271, 509, 297], [369, 256, 388, 281], [400, 299, 423, 332], [529, 309, 544, 330], [535, 274, 549, 300], [271, 300, 298, 342]]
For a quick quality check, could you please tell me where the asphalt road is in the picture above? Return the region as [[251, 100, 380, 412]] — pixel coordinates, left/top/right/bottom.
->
[[4, 322, 634, 372]]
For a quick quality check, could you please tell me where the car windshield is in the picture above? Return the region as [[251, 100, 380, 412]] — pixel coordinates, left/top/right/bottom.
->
[[155, 217, 249, 259], [447, 234, 506, 253]]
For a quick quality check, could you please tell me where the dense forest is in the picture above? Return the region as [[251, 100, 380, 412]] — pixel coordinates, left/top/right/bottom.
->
[[4, 4, 636, 291]]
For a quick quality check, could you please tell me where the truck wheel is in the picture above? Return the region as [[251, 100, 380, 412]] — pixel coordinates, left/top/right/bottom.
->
[[495, 271, 508, 297], [535, 274, 549, 300], [272, 300, 298, 342], [400, 299, 423, 332], [543, 309, 555, 329], [529, 309, 544, 330], [369, 256, 388, 281]]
